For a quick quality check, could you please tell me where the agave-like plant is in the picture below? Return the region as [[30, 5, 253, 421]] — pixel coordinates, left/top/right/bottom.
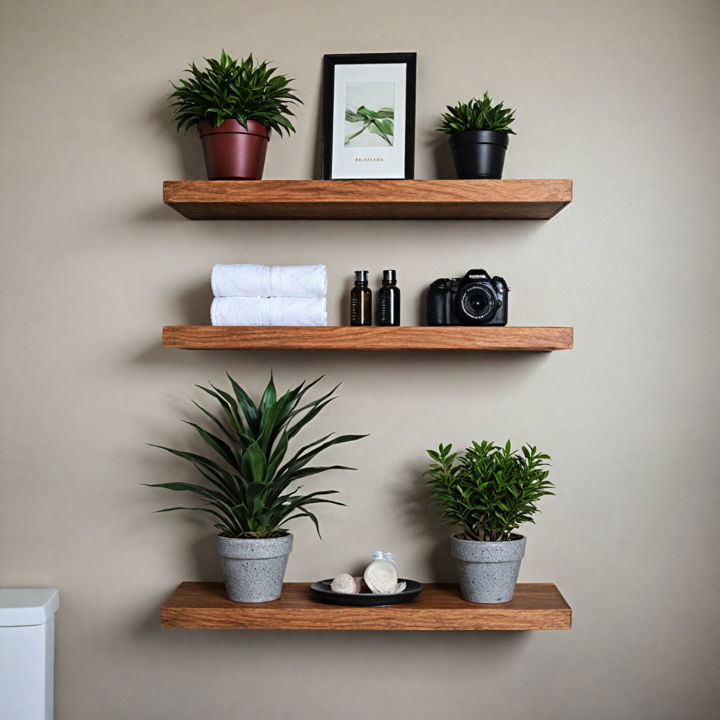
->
[[437, 92, 516, 135], [169, 50, 301, 135], [147, 374, 366, 538]]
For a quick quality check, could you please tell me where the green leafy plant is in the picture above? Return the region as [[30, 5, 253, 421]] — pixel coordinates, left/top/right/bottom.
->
[[437, 92, 516, 135], [147, 374, 366, 539], [425, 440, 553, 541], [169, 50, 301, 136], [345, 105, 394, 145]]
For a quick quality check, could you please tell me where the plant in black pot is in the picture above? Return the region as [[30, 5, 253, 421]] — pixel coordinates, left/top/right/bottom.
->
[[169, 50, 301, 180], [437, 92, 516, 179], [425, 440, 553, 603], [147, 374, 365, 603]]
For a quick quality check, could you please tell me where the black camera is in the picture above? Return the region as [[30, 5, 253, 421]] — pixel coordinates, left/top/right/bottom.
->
[[427, 269, 509, 326]]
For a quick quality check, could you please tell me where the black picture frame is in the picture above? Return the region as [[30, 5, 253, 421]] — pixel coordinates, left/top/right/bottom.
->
[[321, 52, 416, 180]]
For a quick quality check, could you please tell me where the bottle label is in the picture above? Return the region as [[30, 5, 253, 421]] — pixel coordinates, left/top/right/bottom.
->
[[379, 294, 389, 318], [377, 288, 398, 325]]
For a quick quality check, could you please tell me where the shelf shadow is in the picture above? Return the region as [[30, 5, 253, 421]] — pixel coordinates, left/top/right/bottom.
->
[[394, 459, 456, 583]]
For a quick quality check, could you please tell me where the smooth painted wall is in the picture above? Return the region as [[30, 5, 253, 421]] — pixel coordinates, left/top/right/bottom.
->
[[1, 1, 719, 718]]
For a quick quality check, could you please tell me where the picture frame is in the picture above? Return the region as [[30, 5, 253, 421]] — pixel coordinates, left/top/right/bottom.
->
[[321, 52, 416, 180]]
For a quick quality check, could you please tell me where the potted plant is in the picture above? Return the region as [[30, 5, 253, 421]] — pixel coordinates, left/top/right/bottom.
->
[[425, 440, 553, 603], [437, 92, 516, 179], [169, 50, 301, 180], [147, 374, 365, 603]]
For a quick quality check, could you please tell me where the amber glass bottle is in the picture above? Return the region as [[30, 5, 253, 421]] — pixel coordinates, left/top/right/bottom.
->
[[377, 269, 400, 326], [350, 270, 372, 326]]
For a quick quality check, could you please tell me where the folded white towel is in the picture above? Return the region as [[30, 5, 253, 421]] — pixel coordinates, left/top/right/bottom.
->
[[211, 297, 327, 326], [211, 264, 327, 298]]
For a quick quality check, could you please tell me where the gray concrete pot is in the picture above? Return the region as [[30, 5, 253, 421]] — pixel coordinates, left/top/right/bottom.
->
[[450, 533, 526, 604], [216, 533, 293, 603]]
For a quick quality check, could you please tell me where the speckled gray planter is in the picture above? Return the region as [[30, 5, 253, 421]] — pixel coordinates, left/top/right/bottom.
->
[[216, 533, 293, 603], [450, 534, 526, 604]]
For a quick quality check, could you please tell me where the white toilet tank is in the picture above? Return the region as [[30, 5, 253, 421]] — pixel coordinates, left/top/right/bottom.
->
[[0, 588, 59, 720]]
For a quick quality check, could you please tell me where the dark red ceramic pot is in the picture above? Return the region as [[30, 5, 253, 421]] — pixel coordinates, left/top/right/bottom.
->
[[197, 119, 270, 180]]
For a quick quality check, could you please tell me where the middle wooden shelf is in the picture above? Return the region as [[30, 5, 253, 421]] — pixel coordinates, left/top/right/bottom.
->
[[162, 325, 574, 351]]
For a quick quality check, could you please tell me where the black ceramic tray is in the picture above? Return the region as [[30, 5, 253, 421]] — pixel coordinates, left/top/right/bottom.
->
[[309, 579, 424, 607]]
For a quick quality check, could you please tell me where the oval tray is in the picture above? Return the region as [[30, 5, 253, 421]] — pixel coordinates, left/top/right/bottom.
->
[[309, 578, 424, 607]]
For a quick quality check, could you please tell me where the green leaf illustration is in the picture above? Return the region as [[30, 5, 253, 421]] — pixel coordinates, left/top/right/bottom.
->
[[345, 105, 395, 146], [368, 118, 394, 145]]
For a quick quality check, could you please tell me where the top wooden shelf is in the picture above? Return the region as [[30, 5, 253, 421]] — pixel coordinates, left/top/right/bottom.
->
[[163, 179, 573, 220]]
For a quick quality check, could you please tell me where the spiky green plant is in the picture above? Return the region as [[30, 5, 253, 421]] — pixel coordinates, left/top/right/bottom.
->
[[425, 441, 552, 541], [169, 50, 301, 135], [147, 374, 366, 539], [437, 92, 516, 135]]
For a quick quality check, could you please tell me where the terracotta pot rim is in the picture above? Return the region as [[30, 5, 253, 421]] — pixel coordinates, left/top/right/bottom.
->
[[197, 118, 271, 140]]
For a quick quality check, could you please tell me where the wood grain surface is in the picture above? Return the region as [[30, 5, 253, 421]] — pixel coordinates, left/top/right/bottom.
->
[[161, 582, 572, 631], [162, 326, 574, 351], [163, 179, 573, 220]]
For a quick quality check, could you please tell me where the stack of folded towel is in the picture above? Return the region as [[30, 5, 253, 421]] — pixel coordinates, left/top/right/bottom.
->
[[210, 264, 328, 326]]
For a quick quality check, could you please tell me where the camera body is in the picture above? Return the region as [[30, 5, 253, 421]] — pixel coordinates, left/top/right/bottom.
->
[[427, 269, 509, 326]]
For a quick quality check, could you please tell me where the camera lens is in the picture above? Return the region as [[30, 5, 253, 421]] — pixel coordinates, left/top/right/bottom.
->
[[457, 285, 497, 323]]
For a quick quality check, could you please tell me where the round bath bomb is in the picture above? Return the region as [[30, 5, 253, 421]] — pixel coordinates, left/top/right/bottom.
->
[[331, 573, 357, 594], [364, 559, 398, 594]]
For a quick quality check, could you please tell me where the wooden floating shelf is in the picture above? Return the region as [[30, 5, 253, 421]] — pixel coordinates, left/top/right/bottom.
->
[[162, 326, 573, 351], [161, 582, 571, 631], [163, 179, 572, 220]]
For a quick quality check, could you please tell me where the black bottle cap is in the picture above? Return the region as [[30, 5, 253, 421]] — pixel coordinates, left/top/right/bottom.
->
[[382, 269, 396, 284], [355, 270, 369, 283]]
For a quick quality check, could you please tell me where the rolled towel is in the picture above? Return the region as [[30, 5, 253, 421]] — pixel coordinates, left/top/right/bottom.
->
[[211, 264, 327, 298], [211, 297, 327, 326]]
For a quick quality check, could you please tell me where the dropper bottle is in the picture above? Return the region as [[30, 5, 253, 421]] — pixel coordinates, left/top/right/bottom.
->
[[350, 270, 372, 326], [377, 269, 400, 326]]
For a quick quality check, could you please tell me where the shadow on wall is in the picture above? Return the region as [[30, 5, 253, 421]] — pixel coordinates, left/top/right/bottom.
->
[[150, 96, 206, 180], [310, 62, 324, 180], [191, 534, 222, 581], [428, 131, 456, 179], [396, 458, 456, 581], [176, 281, 213, 325], [134, 97, 207, 222], [134, 596, 533, 654], [134, 344, 558, 381]]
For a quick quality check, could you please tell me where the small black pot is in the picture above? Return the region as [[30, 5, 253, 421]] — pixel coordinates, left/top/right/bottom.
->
[[448, 130, 510, 179]]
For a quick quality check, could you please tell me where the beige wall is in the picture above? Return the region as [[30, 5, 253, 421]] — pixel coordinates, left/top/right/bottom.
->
[[1, 0, 719, 717]]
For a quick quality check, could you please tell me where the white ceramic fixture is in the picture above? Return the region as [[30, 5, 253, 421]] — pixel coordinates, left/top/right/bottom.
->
[[0, 588, 59, 720]]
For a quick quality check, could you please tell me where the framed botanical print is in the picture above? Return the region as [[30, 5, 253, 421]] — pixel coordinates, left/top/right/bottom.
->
[[321, 53, 416, 180]]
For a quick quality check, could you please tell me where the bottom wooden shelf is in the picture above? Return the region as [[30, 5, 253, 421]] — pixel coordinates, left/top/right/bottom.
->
[[161, 582, 571, 631]]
